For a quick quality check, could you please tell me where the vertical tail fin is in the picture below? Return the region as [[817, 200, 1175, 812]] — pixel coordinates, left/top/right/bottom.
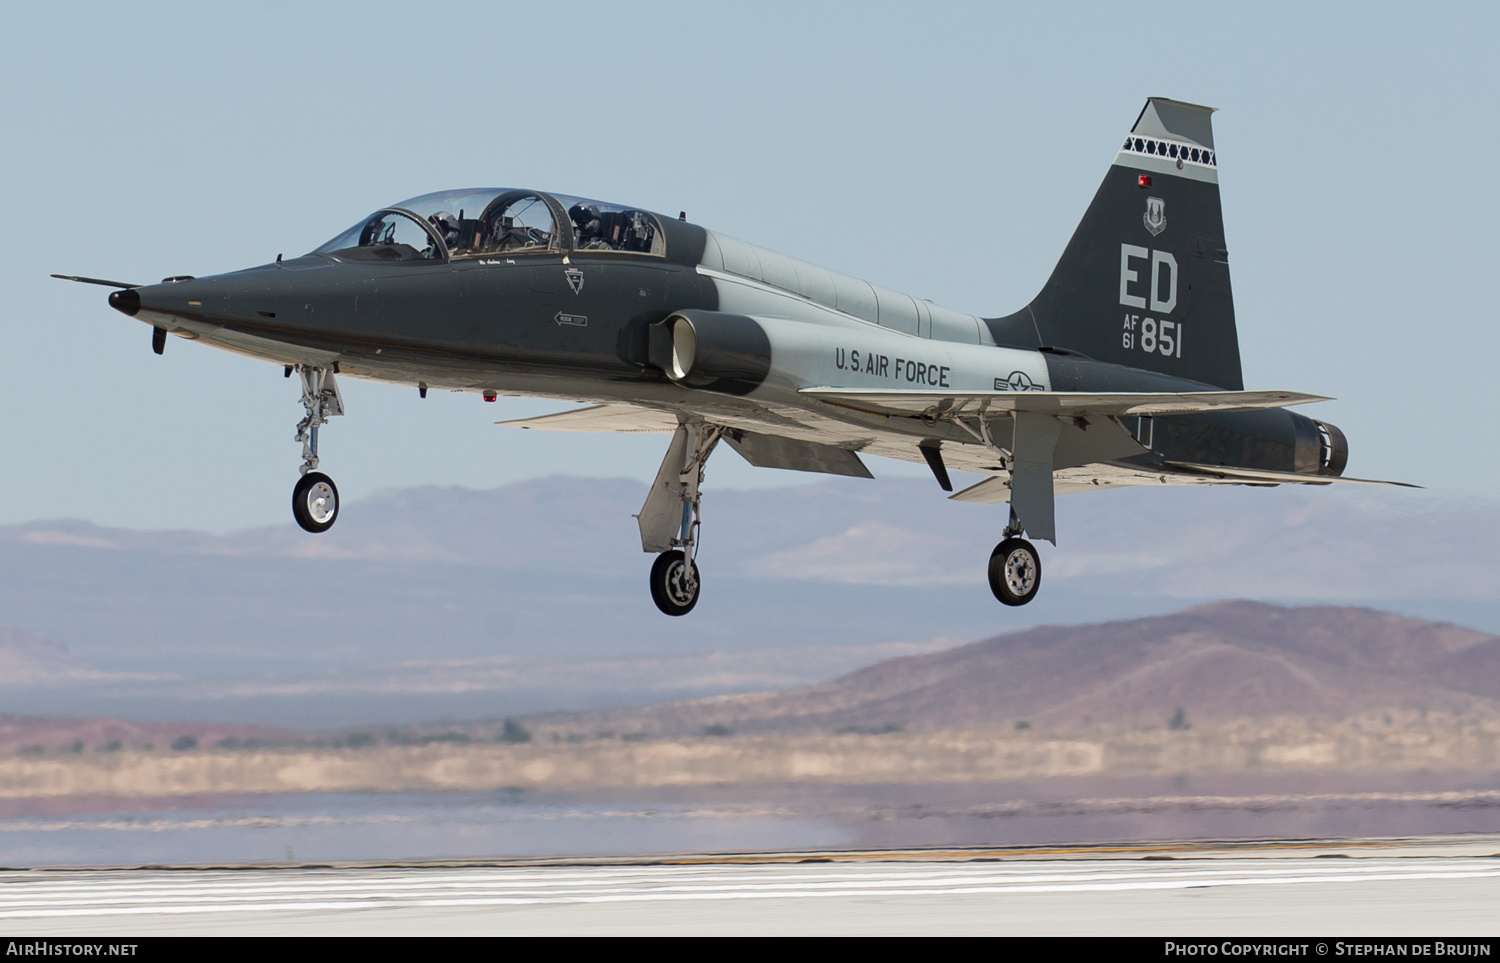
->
[[987, 98, 1243, 390]]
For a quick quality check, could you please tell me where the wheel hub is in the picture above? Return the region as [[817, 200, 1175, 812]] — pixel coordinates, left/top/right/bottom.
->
[[1003, 549, 1036, 595], [305, 482, 336, 524], [664, 558, 697, 604]]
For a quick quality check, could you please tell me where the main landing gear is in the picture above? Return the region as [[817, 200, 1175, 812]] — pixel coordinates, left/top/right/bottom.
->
[[988, 508, 1041, 606], [290, 365, 344, 534], [944, 408, 1052, 608], [637, 421, 725, 617], [649, 550, 700, 617]]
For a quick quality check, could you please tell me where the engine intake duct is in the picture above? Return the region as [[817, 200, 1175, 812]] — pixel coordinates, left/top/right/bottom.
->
[[649, 310, 771, 396]]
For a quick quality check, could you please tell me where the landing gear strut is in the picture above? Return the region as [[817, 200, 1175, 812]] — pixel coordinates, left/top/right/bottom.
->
[[947, 406, 1051, 607], [988, 507, 1040, 606], [291, 365, 344, 534], [637, 421, 725, 616]]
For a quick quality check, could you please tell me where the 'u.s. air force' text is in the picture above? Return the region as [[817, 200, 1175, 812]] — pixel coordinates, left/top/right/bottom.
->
[[834, 348, 951, 387]]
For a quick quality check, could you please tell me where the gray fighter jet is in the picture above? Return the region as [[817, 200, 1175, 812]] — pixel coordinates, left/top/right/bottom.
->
[[56, 98, 1408, 616]]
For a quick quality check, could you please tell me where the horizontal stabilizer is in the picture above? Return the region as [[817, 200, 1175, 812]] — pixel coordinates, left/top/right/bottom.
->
[[1164, 462, 1420, 488], [800, 387, 1329, 418], [496, 404, 678, 433]]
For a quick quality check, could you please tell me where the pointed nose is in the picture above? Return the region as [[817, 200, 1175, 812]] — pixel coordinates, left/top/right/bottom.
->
[[108, 288, 140, 316]]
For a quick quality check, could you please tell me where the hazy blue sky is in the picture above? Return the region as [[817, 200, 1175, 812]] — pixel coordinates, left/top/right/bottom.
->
[[1, 2, 1495, 531]]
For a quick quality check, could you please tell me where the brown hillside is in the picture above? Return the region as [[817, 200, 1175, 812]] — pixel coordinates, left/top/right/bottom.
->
[[527, 602, 1500, 737], [0, 715, 303, 755]]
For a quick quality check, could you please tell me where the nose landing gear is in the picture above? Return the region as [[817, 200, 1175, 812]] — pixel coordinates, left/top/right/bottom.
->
[[293, 472, 339, 533], [291, 365, 344, 534], [988, 509, 1041, 606]]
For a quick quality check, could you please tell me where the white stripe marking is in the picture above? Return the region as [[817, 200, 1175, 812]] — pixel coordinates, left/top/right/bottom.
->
[[0, 860, 1496, 919]]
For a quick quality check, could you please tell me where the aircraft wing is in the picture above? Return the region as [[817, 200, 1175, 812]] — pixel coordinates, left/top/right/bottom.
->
[[496, 404, 679, 433], [799, 387, 1329, 418], [500, 402, 877, 480]]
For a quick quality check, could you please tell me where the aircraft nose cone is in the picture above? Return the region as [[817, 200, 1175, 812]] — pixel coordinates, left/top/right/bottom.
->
[[108, 288, 140, 316]]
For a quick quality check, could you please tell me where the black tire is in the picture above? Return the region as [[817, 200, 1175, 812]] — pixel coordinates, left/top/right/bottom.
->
[[650, 550, 700, 616], [988, 537, 1041, 606], [292, 471, 339, 533]]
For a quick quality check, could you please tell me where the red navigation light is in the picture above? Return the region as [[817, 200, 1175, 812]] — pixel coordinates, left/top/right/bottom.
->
[[1138, 175, 1153, 188], [483, 390, 497, 402]]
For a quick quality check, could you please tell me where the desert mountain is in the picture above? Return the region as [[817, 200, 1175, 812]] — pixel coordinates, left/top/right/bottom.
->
[[0, 714, 300, 755], [527, 602, 1500, 737]]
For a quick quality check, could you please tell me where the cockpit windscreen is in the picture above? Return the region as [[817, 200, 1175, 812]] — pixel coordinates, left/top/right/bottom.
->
[[397, 188, 559, 257], [313, 210, 444, 261], [553, 194, 664, 255], [311, 189, 665, 261]]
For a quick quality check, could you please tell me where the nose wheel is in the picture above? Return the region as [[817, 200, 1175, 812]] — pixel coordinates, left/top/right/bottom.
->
[[988, 536, 1040, 606], [650, 550, 700, 616], [293, 471, 340, 533]]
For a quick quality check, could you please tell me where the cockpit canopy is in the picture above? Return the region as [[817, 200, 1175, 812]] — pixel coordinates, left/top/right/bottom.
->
[[312, 188, 665, 262]]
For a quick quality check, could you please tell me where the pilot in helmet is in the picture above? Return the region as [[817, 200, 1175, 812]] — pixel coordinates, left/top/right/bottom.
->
[[429, 212, 460, 248], [569, 203, 602, 245]]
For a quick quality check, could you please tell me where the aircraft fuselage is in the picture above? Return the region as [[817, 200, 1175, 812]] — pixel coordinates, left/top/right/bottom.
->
[[109, 205, 1325, 482]]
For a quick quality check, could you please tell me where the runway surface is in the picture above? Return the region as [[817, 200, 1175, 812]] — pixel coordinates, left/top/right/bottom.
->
[[3, 838, 1499, 935]]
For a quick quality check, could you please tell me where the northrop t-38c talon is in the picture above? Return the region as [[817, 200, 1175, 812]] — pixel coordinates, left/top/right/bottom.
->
[[57, 98, 1409, 616]]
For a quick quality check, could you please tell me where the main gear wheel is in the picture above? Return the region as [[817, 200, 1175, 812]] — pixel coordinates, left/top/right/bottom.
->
[[988, 537, 1040, 606]]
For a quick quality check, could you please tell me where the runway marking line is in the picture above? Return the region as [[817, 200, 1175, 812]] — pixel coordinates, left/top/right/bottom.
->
[[1, 859, 1497, 919], [2, 859, 1492, 898]]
